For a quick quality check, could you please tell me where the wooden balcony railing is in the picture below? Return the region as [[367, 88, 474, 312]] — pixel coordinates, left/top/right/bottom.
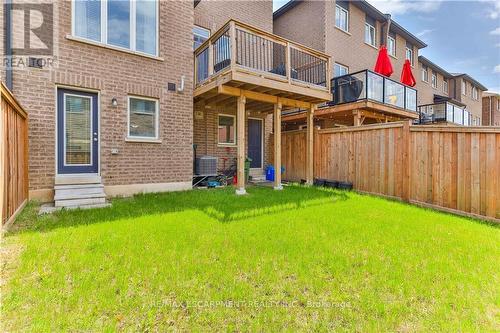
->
[[194, 20, 331, 95]]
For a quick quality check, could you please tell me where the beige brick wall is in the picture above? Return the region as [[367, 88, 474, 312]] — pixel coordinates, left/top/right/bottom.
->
[[449, 77, 483, 122], [273, 1, 420, 94], [193, 105, 273, 172], [415, 62, 449, 106], [195, 0, 273, 33], [482, 95, 500, 126], [10, 0, 194, 195], [193, 0, 274, 173], [325, 1, 418, 80], [273, 1, 326, 52]]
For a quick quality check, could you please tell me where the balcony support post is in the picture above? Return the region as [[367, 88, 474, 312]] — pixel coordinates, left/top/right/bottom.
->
[[273, 102, 283, 190], [306, 104, 315, 185], [230, 21, 237, 68], [354, 110, 362, 126], [236, 95, 247, 195]]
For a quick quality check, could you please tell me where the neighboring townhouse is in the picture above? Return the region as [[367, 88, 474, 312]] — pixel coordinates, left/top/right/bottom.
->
[[482, 92, 500, 126], [416, 56, 468, 125], [192, 0, 331, 193], [274, 0, 426, 127], [5, 1, 195, 206], [193, 0, 275, 176], [448, 73, 487, 125]]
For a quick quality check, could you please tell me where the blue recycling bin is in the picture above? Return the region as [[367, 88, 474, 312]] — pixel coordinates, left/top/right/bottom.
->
[[266, 165, 275, 181], [266, 165, 285, 181]]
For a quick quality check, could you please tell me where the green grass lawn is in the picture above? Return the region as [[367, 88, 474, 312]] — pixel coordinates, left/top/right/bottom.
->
[[1, 186, 499, 331]]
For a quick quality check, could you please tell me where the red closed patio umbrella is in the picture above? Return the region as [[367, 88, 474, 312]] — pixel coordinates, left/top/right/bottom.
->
[[374, 45, 393, 77], [400, 59, 416, 87]]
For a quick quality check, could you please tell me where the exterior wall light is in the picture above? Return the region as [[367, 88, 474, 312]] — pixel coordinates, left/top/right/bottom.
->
[[111, 97, 118, 107]]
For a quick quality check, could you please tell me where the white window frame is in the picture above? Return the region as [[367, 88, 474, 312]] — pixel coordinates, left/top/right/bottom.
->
[[127, 96, 159, 141], [431, 72, 437, 88], [193, 25, 210, 50], [462, 81, 467, 95], [387, 36, 396, 56], [335, 5, 349, 32], [71, 0, 159, 57], [334, 63, 349, 77], [365, 22, 376, 46], [421, 67, 428, 82], [472, 86, 478, 100], [405, 47, 413, 66], [443, 79, 448, 93], [63, 93, 93, 167], [217, 114, 236, 146]]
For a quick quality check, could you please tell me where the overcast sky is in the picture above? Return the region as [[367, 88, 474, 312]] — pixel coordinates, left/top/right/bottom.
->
[[273, 0, 500, 92]]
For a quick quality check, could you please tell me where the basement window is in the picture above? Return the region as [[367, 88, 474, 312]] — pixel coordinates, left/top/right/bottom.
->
[[218, 114, 236, 145]]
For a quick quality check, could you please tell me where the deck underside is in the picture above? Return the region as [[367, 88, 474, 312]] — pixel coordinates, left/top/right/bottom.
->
[[194, 69, 332, 113], [283, 100, 419, 126]]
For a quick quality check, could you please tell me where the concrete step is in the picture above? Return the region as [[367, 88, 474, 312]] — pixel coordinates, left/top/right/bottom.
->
[[62, 202, 111, 210], [54, 186, 105, 199], [54, 183, 104, 190], [55, 197, 106, 208], [55, 175, 102, 185], [54, 191, 106, 201]]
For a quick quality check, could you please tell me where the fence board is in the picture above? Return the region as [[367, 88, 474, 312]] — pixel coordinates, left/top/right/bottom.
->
[[1, 83, 29, 226], [281, 122, 500, 221]]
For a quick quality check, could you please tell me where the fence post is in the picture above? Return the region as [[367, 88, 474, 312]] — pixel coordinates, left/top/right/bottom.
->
[[401, 120, 411, 201]]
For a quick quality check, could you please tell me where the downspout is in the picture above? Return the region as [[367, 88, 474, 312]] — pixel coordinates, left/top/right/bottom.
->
[[384, 14, 391, 46], [4, 0, 13, 90]]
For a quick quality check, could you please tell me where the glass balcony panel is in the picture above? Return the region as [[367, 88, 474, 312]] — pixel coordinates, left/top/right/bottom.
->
[[464, 110, 470, 126], [367, 71, 383, 102], [454, 106, 463, 125], [334, 72, 366, 104], [384, 79, 405, 108], [405, 88, 417, 111], [446, 103, 454, 122]]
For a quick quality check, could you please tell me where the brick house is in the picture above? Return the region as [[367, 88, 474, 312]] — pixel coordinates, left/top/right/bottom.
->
[[482, 92, 500, 126], [3, 0, 331, 205], [448, 73, 487, 125], [193, 0, 275, 178], [416, 56, 487, 125], [274, 0, 426, 127], [4, 1, 195, 206]]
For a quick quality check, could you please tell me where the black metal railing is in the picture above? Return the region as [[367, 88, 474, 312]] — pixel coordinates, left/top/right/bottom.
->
[[235, 29, 286, 77], [329, 69, 418, 112], [417, 102, 471, 126], [194, 20, 330, 91]]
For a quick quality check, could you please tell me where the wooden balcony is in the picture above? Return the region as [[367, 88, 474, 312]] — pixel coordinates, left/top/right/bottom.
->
[[194, 20, 332, 112]]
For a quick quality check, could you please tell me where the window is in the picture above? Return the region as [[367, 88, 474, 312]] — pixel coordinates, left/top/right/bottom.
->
[[462, 81, 467, 95], [193, 25, 210, 50], [334, 63, 349, 77], [335, 4, 349, 32], [405, 46, 413, 66], [128, 96, 159, 139], [431, 71, 437, 88], [472, 86, 478, 100], [73, 0, 158, 56], [421, 65, 428, 82], [387, 35, 396, 56], [365, 23, 376, 46], [218, 115, 235, 145], [443, 78, 448, 93]]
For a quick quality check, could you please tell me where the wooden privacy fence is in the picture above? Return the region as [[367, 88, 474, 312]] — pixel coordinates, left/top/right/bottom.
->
[[281, 122, 500, 221], [1, 83, 29, 226]]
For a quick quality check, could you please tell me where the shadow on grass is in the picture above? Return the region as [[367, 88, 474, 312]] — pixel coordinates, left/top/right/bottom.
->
[[8, 185, 350, 235]]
